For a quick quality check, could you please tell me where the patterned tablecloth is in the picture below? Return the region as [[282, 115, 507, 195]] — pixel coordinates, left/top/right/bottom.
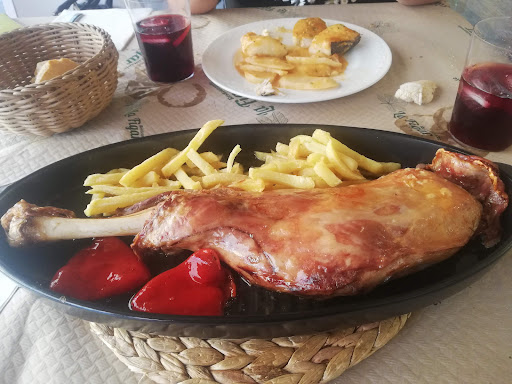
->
[[1, 2, 511, 383]]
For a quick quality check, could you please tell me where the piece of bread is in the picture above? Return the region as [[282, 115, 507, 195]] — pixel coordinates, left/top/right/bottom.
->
[[33, 58, 79, 83]]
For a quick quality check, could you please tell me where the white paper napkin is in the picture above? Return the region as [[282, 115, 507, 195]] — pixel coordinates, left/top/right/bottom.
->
[[0, 271, 18, 313], [54, 9, 150, 51]]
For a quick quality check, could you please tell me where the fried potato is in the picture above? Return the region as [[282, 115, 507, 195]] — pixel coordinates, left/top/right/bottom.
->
[[174, 167, 202, 190], [275, 142, 290, 156], [226, 145, 242, 173], [84, 190, 166, 216], [83, 172, 127, 186], [249, 168, 315, 189], [202, 173, 247, 188], [324, 143, 365, 181], [244, 70, 277, 84], [241, 32, 288, 58], [313, 161, 342, 187], [131, 171, 162, 187], [87, 184, 181, 196], [187, 148, 217, 176], [83, 120, 401, 217], [285, 46, 310, 57], [285, 55, 343, 68], [162, 120, 224, 177], [278, 75, 339, 90], [312, 129, 401, 175], [294, 63, 334, 77], [229, 177, 266, 192], [244, 56, 295, 70], [240, 64, 289, 76], [120, 148, 178, 187]]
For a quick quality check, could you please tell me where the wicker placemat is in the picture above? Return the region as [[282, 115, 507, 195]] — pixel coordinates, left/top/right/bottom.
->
[[90, 313, 410, 384]]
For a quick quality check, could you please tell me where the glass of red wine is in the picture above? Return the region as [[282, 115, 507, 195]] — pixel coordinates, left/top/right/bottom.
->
[[449, 17, 512, 152], [125, 0, 194, 83]]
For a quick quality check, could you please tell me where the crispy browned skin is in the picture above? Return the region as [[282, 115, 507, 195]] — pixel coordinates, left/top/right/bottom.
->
[[309, 24, 361, 56], [427, 149, 508, 247], [133, 168, 482, 297]]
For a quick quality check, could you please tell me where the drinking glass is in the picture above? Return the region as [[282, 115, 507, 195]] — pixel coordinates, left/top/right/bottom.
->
[[124, 0, 195, 83], [448, 16, 512, 151]]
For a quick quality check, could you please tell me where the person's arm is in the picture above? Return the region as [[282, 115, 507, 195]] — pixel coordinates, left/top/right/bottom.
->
[[190, 0, 219, 14], [396, 0, 439, 5]]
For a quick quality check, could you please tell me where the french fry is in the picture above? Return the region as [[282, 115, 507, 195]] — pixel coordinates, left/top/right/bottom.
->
[[174, 167, 202, 190], [226, 145, 242, 173], [229, 178, 266, 192], [160, 179, 181, 187], [200, 152, 222, 163], [275, 142, 289, 156], [268, 159, 307, 173], [83, 120, 402, 215], [312, 129, 400, 175], [221, 162, 243, 174], [187, 148, 217, 176], [297, 167, 330, 188], [131, 171, 161, 187], [249, 168, 315, 189], [254, 151, 287, 163], [84, 190, 166, 217], [120, 148, 178, 187], [202, 173, 247, 188], [211, 161, 228, 170], [106, 168, 130, 174], [86, 184, 180, 196], [302, 140, 327, 156], [162, 120, 224, 177], [84, 172, 127, 186], [325, 143, 365, 181], [313, 161, 342, 187], [326, 140, 358, 170]]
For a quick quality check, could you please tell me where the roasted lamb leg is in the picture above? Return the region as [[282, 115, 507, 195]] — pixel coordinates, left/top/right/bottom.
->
[[133, 167, 482, 296], [1, 149, 508, 297]]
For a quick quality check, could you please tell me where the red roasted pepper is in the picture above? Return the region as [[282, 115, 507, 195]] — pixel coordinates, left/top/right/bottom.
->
[[50, 237, 151, 301], [130, 248, 236, 316]]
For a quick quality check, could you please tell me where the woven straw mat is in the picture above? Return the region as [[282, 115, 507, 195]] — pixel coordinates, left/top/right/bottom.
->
[[90, 313, 410, 384]]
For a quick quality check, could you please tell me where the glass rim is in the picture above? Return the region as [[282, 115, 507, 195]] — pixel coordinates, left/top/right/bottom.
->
[[473, 16, 512, 53]]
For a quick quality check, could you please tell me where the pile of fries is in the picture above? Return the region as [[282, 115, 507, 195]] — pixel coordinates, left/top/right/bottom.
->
[[83, 120, 400, 217]]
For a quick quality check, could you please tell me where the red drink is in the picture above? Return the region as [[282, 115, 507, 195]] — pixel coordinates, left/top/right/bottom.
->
[[135, 14, 194, 83], [449, 63, 512, 151]]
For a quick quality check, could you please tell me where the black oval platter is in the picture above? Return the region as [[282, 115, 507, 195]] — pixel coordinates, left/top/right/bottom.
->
[[1, 124, 511, 338]]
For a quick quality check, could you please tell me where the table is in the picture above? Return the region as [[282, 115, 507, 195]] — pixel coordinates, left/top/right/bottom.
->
[[1, 2, 511, 383]]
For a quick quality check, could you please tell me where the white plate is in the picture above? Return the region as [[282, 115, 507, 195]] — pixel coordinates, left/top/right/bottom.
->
[[202, 18, 392, 104]]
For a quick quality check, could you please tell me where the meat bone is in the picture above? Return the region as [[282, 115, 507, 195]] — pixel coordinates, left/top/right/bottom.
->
[[1, 201, 153, 247]]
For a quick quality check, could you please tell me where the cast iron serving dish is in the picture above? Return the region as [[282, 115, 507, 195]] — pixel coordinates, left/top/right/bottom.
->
[[1, 124, 511, 338]]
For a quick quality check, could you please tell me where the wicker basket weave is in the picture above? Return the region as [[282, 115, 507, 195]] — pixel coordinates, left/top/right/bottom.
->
[[91, 314, 410, 384], [0, 23, 119, 136]]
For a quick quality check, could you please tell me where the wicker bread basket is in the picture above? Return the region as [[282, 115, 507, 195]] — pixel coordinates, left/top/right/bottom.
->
[[0, 23, 119, 136]]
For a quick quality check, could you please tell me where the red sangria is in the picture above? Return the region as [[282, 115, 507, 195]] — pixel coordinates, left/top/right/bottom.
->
[[135, 14, 194, 83], [449, 63, 512, 151]]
